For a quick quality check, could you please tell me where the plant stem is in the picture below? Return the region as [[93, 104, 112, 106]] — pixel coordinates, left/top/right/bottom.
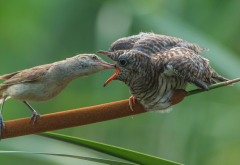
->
[[187, 77, 240, 96]]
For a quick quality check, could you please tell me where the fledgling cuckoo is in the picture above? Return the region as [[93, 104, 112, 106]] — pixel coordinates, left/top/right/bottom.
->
[[98, 32, 228, 111]]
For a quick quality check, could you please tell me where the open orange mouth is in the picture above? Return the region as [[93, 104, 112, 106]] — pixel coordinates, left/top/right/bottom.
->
[[97, 51, 120, 87], [103, 65, 120, 87]]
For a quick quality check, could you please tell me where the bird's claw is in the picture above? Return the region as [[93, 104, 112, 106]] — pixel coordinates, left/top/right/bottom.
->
[[29, 111, 41, 126], [129, 96, 137, 111]]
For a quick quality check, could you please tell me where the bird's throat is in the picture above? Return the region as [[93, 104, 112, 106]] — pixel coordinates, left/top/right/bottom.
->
[[104, 65, 120, 87]]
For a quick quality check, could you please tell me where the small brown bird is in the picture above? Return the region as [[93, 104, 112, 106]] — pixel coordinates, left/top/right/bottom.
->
[[97, 32, 228, 111], [0, 54, 115, 137]]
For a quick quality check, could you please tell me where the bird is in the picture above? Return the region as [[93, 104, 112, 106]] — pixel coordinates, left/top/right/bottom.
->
[[97, 32, 228, 112], [0, 54, 115, 138]]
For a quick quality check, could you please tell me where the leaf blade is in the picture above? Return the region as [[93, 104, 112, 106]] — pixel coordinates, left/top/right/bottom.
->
[[39, 132, 182, 165], [0, 151, 137, 165]]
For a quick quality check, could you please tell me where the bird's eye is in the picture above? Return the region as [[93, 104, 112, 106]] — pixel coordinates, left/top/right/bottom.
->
[[119, 59, 127, 66], [91, 55, 97, 60]]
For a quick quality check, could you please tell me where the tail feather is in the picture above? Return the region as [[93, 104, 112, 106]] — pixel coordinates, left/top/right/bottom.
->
[[209, 78, 217, 85], [209, 68, 229, 83], [200, 47, 209, 51], [212, 72, 229, 82]]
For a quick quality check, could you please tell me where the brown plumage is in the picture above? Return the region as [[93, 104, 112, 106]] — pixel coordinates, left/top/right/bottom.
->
[[0, 54, 115, 139], [98, 32, 228, 111]]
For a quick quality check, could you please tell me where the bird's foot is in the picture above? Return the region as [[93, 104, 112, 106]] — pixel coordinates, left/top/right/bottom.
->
[[29, 111, 41, 126], [0, 116, 6, 140], [129, 96, 137, 111]]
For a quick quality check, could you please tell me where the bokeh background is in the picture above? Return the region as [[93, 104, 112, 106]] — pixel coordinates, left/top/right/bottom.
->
[[0, 0, 240, 164]]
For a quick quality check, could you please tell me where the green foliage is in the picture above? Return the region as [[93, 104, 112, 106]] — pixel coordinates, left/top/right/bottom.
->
[[0, 151, 136, 165], [0, 0, 240, 164], [39, 132, 181, 165]]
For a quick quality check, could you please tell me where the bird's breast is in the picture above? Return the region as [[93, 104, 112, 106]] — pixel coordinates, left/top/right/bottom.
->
[[129, 74, 188, 111], [7, 78, 71, 102]]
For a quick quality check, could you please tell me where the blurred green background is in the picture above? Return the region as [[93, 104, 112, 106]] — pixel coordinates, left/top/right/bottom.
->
[[0, 0, 240, 164]]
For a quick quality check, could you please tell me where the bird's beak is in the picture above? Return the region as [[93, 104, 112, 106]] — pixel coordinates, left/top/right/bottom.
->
[[97, 50, 120, 87], [103, 65, 119, 87], [96, 62, 115, 69]]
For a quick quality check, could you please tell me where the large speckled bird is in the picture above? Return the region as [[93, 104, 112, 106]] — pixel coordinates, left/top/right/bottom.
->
[[97, 32, 228, 111]]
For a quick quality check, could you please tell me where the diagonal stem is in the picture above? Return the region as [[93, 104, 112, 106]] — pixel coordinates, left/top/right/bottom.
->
[[187, 77, 240, 96], [1, 77, 240, 140]]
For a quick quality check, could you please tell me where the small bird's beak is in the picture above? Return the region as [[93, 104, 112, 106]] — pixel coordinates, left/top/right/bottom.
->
[[97, 50, 119, 87], [96, 62, 115, 69], [97, 51, 112, 58]]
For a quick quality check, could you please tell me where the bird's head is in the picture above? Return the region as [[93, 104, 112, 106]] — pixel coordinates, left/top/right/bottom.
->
[[97, 50, 151, 87], [68, 54, 115, 76]]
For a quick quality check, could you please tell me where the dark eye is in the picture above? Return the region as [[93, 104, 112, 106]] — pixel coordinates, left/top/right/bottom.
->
[[119, 59, 127, 66], [91, 55, 97, 60]]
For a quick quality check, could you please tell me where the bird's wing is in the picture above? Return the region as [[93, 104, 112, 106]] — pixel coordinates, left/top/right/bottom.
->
[[132, 33, 208, 56], [109, 32, 208, 56], [109, 34, 143, 52], [163, 47, 213, 90], [0, 71, 21, 80], [0, 64, 52, 87]]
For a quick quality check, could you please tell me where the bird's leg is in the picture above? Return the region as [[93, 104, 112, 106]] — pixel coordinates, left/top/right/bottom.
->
[[0, 97, 6, 139], [23, 101, 41, 126], [129, 95, 137, 111]]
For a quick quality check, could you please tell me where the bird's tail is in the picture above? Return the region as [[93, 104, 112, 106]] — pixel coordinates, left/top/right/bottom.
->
[[211, 70, 229, 84]]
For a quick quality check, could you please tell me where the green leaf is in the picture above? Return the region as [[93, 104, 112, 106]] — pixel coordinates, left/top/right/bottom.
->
[[0, 151, 136, 165], [39, 132, 182, 165]]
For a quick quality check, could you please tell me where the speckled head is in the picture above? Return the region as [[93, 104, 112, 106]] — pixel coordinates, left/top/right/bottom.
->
[[97, 50, 151, 86]]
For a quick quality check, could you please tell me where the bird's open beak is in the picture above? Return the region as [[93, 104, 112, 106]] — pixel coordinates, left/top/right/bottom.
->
[[97, 50, 120, 87], [103, 65, 119, 87]]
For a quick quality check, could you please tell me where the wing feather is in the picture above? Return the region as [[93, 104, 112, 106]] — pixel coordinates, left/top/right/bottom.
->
[[0, 64, 52, 87], [109, 32, 208, 56], [163, 48, 212, 90]]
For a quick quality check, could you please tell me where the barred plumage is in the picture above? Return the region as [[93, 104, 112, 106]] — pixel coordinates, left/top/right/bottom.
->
[[98, 32, 228, 111]]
